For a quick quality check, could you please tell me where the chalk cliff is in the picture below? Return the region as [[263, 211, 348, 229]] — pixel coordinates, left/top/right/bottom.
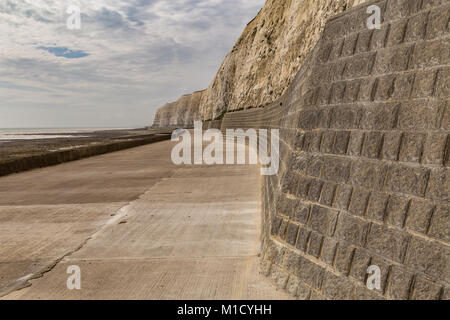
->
[[153, 0, 369, 126], [152, 90, 205, 128]]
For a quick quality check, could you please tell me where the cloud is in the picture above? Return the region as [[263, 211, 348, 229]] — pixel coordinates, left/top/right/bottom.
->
[[0, 0, 265, 128]]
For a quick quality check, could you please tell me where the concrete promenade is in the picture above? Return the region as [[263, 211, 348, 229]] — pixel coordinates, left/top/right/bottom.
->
[[0, 139, 290, 299]]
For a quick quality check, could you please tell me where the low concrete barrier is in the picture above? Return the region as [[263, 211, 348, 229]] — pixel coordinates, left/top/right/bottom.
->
[[0, 134, 171, 177]]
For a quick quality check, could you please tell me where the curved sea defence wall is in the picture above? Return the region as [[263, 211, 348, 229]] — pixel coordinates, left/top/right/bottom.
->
[[222, 0, 449, 300]]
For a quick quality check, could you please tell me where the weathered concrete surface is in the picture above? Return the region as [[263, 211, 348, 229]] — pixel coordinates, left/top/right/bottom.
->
[[0, 140, 291, 300]]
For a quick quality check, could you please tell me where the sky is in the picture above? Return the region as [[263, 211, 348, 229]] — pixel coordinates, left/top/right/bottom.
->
[[0, 0, 264, 128]]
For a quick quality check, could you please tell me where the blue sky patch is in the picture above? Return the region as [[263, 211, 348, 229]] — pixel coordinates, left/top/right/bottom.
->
[[38, 46, 89, 59]]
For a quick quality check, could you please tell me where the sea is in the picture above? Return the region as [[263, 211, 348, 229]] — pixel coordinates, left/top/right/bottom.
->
[[0, 128, 128, 143]]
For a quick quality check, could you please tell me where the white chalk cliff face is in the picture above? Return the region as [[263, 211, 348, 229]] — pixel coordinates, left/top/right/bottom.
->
[[153, 0, 369, 127], [153, 90, 204, 127]]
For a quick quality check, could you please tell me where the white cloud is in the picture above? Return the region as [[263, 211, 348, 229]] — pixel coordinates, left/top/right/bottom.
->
[[0, 0, 264, 128]]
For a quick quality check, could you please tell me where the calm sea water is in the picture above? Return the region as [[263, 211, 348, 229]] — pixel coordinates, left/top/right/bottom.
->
[[0, 128, 128, 142]]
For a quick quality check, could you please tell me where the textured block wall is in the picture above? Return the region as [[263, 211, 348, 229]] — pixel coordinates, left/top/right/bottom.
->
[[222, 0, 449, 300]]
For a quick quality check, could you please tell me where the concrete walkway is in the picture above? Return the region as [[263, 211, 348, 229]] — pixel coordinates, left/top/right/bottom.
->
[[0, 140, 290, 300]]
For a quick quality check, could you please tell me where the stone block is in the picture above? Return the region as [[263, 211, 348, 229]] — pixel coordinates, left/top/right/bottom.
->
[[330, 62, 346, 82], [297, 176, 312, 199], [360, 103, 399, 130], [322, 271, 354, 300], [297, 256, 325, 289], [330, 105, 362, 129], [370, 25, 389, 50], [330, 37, 344, 60], [322, 156, 351, 183], [405, 199, 435, 234], [373, 45, 413, 74], [278, 219, 288, 239], [296, 226, 310, 252], [283, 249, 301, 274], [404, 11, 429, 42], [405, 237, 450, 279], [435, 67, 450, 98], [385, 0, 422, 20], [348, 131, 365, 156], [294, 202, 311, 225], [369, 256, 392, 294], [286, 276, 300, 297], [367, 192, 389, 222], [411, 70, 438, 98], [317, 85, 332, 106], [335, 243, 355, 275], [303, 131, 322, 152], [343, 80, 361, 103], [333, 131, 350, 154], [374, 75, 396, 101], [335, 212, 370, 246], [399, 132, 425, 163], [308, 205, 339, 236], [321, 131, 336, 153], [355, 30, 373, 53], [411, 39, 450, 69], [386, 195, 410, 228], [286, 222, 299, 246], [423, 133, 448, 165], [388, 266, 414, 300], [308, 179, 324, 202], [386, 20, 408, 47], [321, 237, 338, 266], [282, 172, 300, 195], [349, 249, 371, 283], [397, 100, 442, 130], [358, 78, 377, 101], [428, 205, 450, 242], [392, 73, 415, 100], [334, 184, 353, 211], [362, 131, 384, 158], [271, 215, 282, 236], [270, 265, 289, 289], [385, 164, 430, 197], [320, 182, 337, 207], [421, 0, 447, 9], [343, 53, 376, 78], [290, 152, 309, 174], [411, 277, 443, 300], [294, 132, 305, 151], [382, 131, 402, 160], [277, 195, 299, 218], [426, 6, 450, 40], [426, 168, 449, 201], [366, 224, 410, 262], [308, 231, 324, 258], [341, 33, 358, 56], [348, 188, 371, 217], [298, 109, 319, 130], [297, 281, 312, 300]]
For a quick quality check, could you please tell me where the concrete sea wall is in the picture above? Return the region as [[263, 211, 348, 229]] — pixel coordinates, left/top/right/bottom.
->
[[0, 134, 171, 177], [221, 0, 449, 300]]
